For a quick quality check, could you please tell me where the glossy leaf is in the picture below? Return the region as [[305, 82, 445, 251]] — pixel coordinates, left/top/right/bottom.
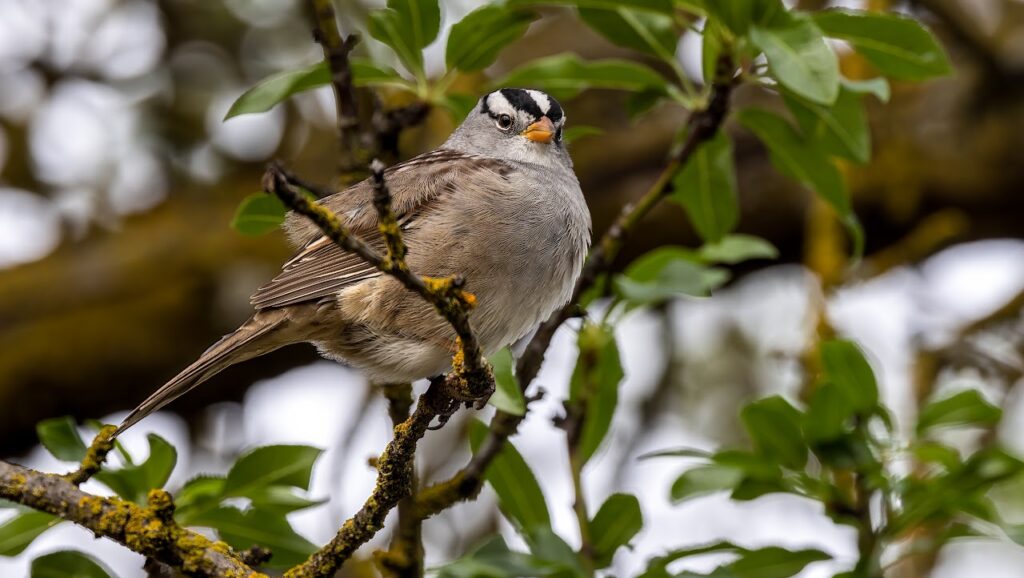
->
[[36, 416, 87, 462], [498, 54, 668, 100], [189, 506, 316, 568], [820, 339, 878, 414], [231, 193, 286, 236], [697, 234, 778, 264], [447, 6, 538, 71], [488, 347, 526, 416], [578, 7, 676, 60], [741, 396, 807, 469], [524, 527, 586, 577], [917, 390, 1002, 435], [615, 247, 730, 306], [750, 14, 839, 105], [639, 542, 741, 578], [738, 108, 859, 253], [590, 493, 642, 567], [0, 511, 57, 556], [802, 381, 854, 443], [469, 420, 550, 533], [509, 0, 673, 12], [702, 0, 785, 34], [223, 445, 323, 497], [95, 433, 177, 505], [670, 464, 743, 503], [245, 485, 327, 514], [727, 546, 831, 578], [30, 550, 113, 578], [436, 536, 560, 578], [173, 475, 227, 526], [368, 0, 442, 76], [671, 131, 739, 242], [569, 323, 624, 466], [783, 86, 870, 163], [814, 9, 952, 80]]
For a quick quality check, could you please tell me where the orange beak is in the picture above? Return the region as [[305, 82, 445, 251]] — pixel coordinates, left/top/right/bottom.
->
[[522, 116, 555, 143]]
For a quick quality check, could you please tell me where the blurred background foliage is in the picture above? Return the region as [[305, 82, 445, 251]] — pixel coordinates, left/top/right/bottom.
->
[[2, 0, 1024, 577]]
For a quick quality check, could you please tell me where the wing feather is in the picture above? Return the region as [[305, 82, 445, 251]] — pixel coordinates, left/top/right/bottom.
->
[[250, 150, 512, 310]]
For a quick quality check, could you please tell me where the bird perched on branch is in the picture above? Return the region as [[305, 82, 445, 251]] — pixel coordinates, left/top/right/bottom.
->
[[115, 88, 591, 435]]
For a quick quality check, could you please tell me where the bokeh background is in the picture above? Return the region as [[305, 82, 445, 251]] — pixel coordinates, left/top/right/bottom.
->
[[2, 0, 1024, 576]]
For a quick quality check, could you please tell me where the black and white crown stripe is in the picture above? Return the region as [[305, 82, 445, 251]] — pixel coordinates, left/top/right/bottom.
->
[[480, 88, 564, 124]]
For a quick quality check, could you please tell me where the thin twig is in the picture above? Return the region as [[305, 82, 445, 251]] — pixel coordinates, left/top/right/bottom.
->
[[376, 382, 425, 578], [64, 425, 116, 485], [307, 0, 363, 175]]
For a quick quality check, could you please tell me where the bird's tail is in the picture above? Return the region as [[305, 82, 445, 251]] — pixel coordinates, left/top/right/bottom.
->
[[114, 310, 291, 437]]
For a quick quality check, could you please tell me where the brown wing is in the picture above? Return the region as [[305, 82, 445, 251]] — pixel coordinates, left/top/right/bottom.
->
[[250, 149, 512, 310]]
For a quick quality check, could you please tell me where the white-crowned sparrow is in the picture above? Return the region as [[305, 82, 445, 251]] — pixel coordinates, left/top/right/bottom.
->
[[116, 88, 591, 435]]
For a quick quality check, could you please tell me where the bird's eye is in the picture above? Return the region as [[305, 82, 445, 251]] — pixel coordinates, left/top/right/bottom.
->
[[496, 114, 513, 131]]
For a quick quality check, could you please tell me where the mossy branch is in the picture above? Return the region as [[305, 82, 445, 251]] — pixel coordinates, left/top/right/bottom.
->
[[0, 462, 263, 578]]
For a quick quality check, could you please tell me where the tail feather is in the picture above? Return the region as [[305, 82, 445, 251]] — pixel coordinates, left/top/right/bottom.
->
[[114, 311, 290, 437]]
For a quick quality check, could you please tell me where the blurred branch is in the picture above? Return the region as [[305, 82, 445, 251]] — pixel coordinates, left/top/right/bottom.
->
[[1, 446, 261, 577], [307, 0, 363, 177]]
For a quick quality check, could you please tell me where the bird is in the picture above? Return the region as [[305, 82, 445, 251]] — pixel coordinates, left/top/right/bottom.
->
[[114, 88, 592, 436]]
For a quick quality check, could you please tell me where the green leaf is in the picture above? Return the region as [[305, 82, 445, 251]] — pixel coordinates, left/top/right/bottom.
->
[[843, 77, 891, 102], [368, 0, 440, 76], [702, 0, 786, 35], [820, 339, 878, 414], [30, 550, 113, 578], [783, 86, 870, 163], [569, 323, 625, 466], [750, 13, 840, 105], [95, 433, 177, 505], [231, 193, 286, 236], [814, 9, 952, 80], [615, 247, 730, 306], [697, 234, 778, 264], [436, 536, 560, 578], [0, 511, 58, 556], [670, 464, 744, 503], [738, 108, 860, 253], [802, 381, 854, 443], [638, 446, 713, 460], [727, 546, 831, 578], [671, 131, 739, 242], [523, 527, 586, 577], [36, 416, 87, 462], [488, 348, 526, 416], [578, 7, 677, 60], [497, 54, 668, 101], [561, 125, 604, 144], [224, 59, 409, 120], [189, 506, 316, 568], [509, 0, 673, 12], [469, 420, 550, 533], [173, 475, 227, 526], [741, 396, 807, 469], [245, 485, 327, 514], [701, 19, 724, 85], [447, 6, 538, 71], [225, 62, 328, 119], [223, 445, 323, 498], [917, 390, 1002, 435], [639, 542, 742, 578], [590, 493, 642, 567]]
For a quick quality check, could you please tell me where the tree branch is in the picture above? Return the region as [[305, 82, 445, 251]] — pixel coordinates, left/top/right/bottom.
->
[[0, 460, 262, 577], [307, 0, 363, 176], [376, 382, 425, 578]]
